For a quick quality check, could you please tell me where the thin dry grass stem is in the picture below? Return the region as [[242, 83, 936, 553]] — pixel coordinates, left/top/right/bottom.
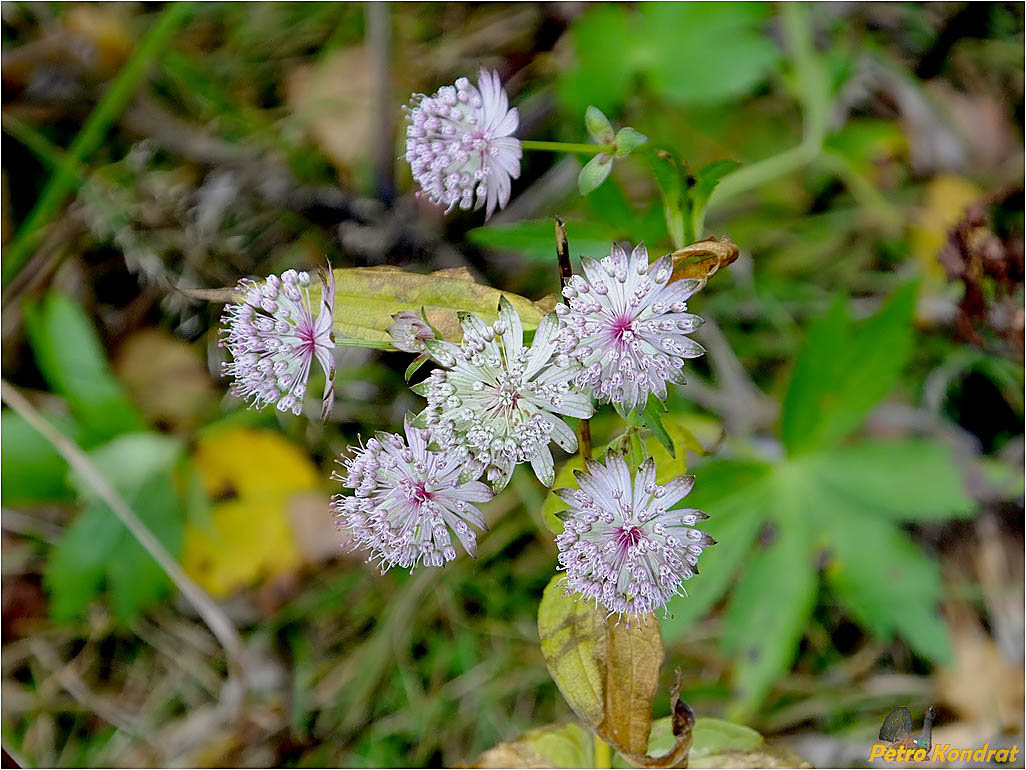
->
[[0, 379, 249, 707]]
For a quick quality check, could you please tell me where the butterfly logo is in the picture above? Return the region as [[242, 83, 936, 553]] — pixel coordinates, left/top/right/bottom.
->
[[879, 706, 935, 751]]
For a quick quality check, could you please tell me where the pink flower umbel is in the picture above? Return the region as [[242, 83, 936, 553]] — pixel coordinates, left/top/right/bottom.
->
[[404, 69, 521, 219], [333, 417, 493, 571], [554, 453, 714, 619], [220, 267, 336, 419], [555, 244, 705, 414]]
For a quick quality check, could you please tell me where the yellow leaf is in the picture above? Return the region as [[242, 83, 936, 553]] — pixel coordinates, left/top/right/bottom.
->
[[910, 174, 983, 281], [182, 428, 323, 598]]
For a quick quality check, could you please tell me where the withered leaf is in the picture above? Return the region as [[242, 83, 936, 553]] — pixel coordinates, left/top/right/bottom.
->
[[538, 575, 689, 767], [669, 238, 739, 289]]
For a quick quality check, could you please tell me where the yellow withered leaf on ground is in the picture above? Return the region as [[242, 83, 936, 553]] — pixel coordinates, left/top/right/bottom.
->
[[182, 427, 323, 598]]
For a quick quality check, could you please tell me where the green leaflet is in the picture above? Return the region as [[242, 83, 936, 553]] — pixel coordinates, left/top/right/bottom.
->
[[45, 433, 185, 624]]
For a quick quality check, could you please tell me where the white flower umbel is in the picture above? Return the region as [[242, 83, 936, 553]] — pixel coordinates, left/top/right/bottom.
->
[[554, 453, 715, 619], [555, 243, 705, 414], [404, 69, 521, 219], [333, 417, 493, 572], [414, 298, 594, 491], [220, 267, 336, 419]]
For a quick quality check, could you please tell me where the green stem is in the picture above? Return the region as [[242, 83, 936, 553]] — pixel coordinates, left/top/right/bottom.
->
[[520, 139, 610, 155], [707, 3, 829, 210], [3, 1, 195, 286], [335, 336, 397, 351], [594, 735, 612, 769]]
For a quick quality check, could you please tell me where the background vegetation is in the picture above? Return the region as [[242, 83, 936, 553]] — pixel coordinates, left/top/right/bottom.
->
[[2, 3, 1023, 767]]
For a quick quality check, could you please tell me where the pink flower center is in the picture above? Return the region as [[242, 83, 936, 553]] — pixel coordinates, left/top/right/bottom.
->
[[610, 314, 636, 347], [614, 526, 642, 552], [410, 480, 433, 505]]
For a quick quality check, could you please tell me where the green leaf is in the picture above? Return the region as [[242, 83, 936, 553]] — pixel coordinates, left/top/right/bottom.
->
[[24, 292, 146, 443], [46, 433, 185, 624], [474, 722, 594, 768], [640, 717, 810, 768], [722, 523, 817, 720], [690, 160, 740, 239], [639, 3, 780, 106], [644, 146, 688, 249], [821, 512, 953, 665], [613, 127, 648, 158], [780, 283, 918, 455], [813, 439, 975, 521], [1, 410, 80, 503], [558, 4, 638, 117], [661, 461, 771, 641], [585, 105, 615, 145], [467, 219, 619, 263], [641, 401, 674, 456], [312, 266, 555, 346], [578, 152, 614, 195]]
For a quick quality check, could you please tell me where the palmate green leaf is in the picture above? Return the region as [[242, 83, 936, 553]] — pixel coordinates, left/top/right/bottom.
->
[[721, 523, 817, 721], [24, 292, 146, 443], [780, 283, 918, 456], [1, 410, 81, 503], [46, 433, 185, 624], [812, 439, 975, 520], [820, 511, 953, 665], [660, 461, 772, 642], [313, 266, 556, 346]]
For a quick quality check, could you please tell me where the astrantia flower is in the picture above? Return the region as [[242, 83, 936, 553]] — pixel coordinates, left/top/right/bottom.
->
[[404, 69, 521, 219], [554, 453, 714, 618], [220, 267, 336, 419], [332, 417, 493, 571], [389, 311, 436, 353], [414, 297, 594, 491], [555, 243, 705, 414]]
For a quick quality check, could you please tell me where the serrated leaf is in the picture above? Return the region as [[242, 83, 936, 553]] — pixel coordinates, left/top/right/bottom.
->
[[613, 127, 648, 158], [474, 722, 594, 768], [537, 574, 662, 758], [813, 439, 975, 520], [24, 292, 146, 443], [821, 512, 953, 665], [660, 461, 772, 641], [585, 105, 615, 145], [722, 524, 816, 720], [780, 283, 918, 455], [578, 152, 614, 195]]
